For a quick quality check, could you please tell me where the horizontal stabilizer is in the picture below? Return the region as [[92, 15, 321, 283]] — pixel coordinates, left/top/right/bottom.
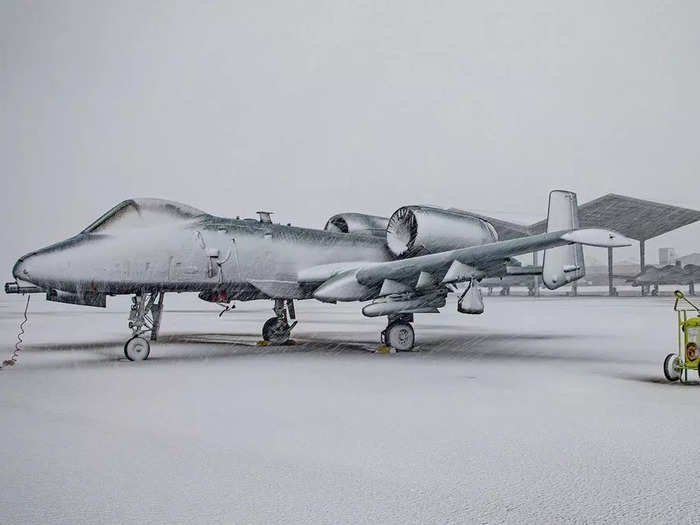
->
[[560, 229, 632, 248]]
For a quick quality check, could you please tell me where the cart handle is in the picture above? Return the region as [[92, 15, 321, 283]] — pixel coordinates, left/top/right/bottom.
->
[[674, 290, 700, 313]]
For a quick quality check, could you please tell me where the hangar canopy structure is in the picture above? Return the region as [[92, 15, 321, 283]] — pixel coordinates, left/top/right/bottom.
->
[[455, 194, 700, 296]]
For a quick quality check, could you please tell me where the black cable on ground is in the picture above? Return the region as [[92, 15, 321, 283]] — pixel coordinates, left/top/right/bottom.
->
[[1, 295, 31, 369]]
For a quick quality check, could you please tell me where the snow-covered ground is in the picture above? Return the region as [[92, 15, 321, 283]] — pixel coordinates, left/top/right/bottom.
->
[[1, 293, 698, 524]]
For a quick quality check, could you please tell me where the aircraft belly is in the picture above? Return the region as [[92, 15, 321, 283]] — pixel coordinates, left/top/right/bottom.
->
[[248, 280, 306, 299]]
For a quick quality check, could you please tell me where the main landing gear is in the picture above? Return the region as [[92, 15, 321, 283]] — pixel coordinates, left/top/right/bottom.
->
[[262, 299, 297, 345], [380, 313, 415, 351], [124, 291, 164, 361]]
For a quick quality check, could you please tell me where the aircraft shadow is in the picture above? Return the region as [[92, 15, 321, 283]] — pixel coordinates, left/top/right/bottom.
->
[[11, 329, 631, 368]]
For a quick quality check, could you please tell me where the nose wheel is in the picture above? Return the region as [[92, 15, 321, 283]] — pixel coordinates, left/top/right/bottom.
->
[[124, 336, 150, 361]]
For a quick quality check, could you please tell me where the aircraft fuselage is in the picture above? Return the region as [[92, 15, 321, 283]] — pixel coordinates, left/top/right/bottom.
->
[[12, 216, 393, 300]]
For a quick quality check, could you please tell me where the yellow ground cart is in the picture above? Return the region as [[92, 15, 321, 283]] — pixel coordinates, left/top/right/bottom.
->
[[664, 290, 700, 382]]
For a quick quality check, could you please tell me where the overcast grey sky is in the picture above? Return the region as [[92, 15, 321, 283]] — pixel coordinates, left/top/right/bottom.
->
[[2, 0, 699, 275]]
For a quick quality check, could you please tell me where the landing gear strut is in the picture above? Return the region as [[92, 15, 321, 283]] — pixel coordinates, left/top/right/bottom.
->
[[380, 313, 415, 351], [262, 299, 297, 345], [124, 291, 164, 361]]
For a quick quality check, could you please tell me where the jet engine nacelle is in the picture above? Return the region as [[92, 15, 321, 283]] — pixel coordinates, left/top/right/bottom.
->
[[385, 206, 498, 258], [324, 213, 389, 237]]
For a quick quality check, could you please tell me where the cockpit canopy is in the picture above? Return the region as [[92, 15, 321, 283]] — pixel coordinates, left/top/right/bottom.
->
[[82, 199, 206, 234]]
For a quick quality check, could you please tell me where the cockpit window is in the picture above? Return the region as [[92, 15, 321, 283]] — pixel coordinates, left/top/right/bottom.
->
[[82, 199, 205, 234]]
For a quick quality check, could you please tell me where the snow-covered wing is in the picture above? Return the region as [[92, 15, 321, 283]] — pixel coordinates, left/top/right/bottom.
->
[[355, 228, 630, 287]]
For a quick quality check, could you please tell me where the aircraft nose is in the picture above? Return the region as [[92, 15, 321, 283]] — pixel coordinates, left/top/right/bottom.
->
[[12, 255, 31, 281], [12, 252, 43, 284]]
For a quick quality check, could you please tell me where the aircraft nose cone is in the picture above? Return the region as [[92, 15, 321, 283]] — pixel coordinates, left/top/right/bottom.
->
[[12, 255, 31, 281], [12, 252, 42, 284]]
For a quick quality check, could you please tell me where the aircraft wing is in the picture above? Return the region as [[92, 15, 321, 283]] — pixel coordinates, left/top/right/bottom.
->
[[355, 229, 623, 285], [302, 228, 631, 302]]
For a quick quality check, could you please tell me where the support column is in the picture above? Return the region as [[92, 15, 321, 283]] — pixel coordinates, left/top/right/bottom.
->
[[608, 247, 616, 296], [532, 251, 540, 297], [639, 239, 647, 296]]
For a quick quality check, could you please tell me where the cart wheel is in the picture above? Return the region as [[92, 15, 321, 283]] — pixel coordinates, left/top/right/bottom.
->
[[663, 353, 681, 382]]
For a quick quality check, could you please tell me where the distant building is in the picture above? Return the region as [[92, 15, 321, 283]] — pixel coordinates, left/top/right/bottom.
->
[[678, 253, 700, 266], [659, 247, 677, 266]]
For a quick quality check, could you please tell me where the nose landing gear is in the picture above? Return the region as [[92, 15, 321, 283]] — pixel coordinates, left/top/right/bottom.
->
[[262, 299, 297, 345], [124, 291, 164, 361]]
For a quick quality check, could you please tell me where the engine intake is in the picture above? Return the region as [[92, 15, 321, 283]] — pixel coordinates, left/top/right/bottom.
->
[[386, 206, 498, 257], [324, 213, 389, 237]]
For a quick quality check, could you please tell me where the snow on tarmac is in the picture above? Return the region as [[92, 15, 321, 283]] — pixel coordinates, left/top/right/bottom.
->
[[0, 293, 698, 524]]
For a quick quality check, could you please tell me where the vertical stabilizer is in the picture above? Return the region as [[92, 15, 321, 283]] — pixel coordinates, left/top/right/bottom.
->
[[542, 191, 585, 289]]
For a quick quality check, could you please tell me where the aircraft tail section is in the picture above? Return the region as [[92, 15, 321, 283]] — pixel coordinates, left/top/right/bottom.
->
[[542, 190, 585, 289]]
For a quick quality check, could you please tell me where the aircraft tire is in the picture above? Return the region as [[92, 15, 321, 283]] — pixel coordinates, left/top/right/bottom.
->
[[262, 317, 290, 345], [663, 353, 681, 382], [124, 336, 150, 361], [386, 322, 414, 351]]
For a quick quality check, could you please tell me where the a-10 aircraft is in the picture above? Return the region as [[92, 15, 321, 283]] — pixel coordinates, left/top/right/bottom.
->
[[627, 262, 700, 295], [5, 190, 630, 360]]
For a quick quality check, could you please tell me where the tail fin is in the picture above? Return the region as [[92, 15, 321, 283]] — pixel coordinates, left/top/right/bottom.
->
[[542, 191, 585, 289]]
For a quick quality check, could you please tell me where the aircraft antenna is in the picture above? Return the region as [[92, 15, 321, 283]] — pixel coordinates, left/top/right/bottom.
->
[[256, 211, 273, 224]]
